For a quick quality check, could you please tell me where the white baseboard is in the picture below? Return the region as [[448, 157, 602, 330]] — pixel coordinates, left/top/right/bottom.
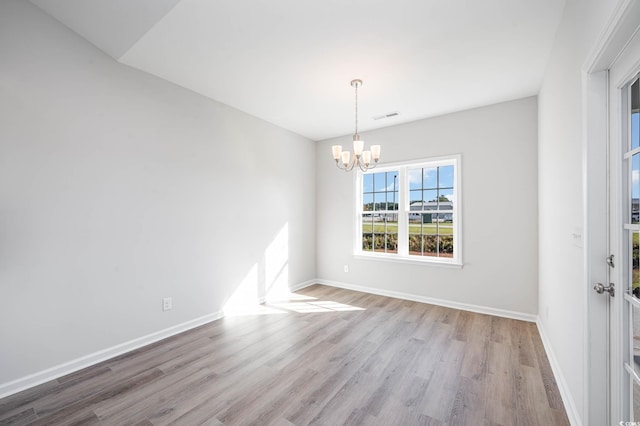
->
[[289, 279, 316, 292], [536, 319, 581, 426], [0, 278, 320, 400], [315, 279, 538, 322], [0, 310, 223, 400], [0, 277, 541, 401]]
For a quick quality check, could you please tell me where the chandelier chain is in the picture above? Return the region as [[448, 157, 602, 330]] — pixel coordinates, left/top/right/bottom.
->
[[355, 82, 358, 136]]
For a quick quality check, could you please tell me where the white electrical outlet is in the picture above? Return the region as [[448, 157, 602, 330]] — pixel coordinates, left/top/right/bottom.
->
[[163, 297, 172, 311], [344, 264, 349, 273]]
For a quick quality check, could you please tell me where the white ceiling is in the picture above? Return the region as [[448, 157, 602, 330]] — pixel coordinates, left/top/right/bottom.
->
[[31, 0, 565, 141]]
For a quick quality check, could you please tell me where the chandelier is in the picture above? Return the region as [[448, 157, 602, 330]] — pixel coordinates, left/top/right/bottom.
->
[[331, 79, 381, 172]]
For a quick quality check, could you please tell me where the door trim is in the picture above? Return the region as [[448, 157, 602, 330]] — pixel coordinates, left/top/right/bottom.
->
[[583, 1, 640, 424]]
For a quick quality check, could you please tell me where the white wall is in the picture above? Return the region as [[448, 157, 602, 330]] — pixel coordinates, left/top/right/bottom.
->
[[537, 0, 619, 423], [0, 0, 316, 388], [316, 97, 539, 317]]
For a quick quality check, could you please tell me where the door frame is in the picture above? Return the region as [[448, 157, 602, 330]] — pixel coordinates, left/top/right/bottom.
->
[[584, 0, 640, 423]]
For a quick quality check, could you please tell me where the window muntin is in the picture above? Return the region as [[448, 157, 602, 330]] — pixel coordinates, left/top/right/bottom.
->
[[356, 156, 461, 265]]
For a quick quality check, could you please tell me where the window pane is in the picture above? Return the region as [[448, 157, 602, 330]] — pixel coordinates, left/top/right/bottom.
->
[[424, 189, 438, 204], [439, 165, 454, 188], [423, 167, 438, 189], [439, 222, 454, 235], [362, 234, 373, 251], [374, 234, 385, 252], [387, 191, 399, 210], [362, 214, 374, 252], [634, 230, 639, 298], [439, 235, 454, 257], [374, 172, 387, 192], [634, 154, 640, 224], [632, 79, 639, 150], [424, 235, 438, 256], [408, 217, 421, 232], [363, 173, 374, 193], [386, 234, 398, 253], [387, 171, 398, 191], [363, 193, 374, 211], [362, 213, 373, 230], [384, 214, 398, 232], [633, 111, 640, 151], [409, 235, 422, 255], [374, 192, 386, 211], [634, 378, 640, 421], [409, 190, 422, 206], [439, 189, 454, 205], [422, 218, 437, 235], [633, 301, 640, 380], [408, 169, 422, 190]]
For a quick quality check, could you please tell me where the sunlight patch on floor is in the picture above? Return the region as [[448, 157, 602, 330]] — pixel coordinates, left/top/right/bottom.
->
[[270, 300, 366, 313]]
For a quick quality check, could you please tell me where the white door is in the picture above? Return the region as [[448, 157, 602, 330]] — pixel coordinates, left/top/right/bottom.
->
[[609, 25, 640, 423]]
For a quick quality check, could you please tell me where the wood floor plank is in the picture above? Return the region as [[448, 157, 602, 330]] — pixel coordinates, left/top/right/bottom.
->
[[0, 407, 38, 426], [0, 284, 569, 425]]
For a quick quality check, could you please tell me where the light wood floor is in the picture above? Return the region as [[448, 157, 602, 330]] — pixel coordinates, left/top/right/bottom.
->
[[0, 284, 569, 425]]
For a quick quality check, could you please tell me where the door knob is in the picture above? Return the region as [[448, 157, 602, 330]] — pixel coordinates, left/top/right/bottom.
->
[[594, 282, 615, 297]]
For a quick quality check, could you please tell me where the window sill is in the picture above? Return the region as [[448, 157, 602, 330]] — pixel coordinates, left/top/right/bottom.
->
[[353, 253, 463, 269]]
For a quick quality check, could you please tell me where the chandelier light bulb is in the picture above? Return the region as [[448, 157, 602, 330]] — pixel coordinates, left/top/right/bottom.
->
[[332, 145, 342, 160], [331, 79, 381, 172]]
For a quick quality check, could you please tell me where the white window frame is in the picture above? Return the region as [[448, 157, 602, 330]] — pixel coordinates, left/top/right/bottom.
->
[[354, 154, 462, 267]]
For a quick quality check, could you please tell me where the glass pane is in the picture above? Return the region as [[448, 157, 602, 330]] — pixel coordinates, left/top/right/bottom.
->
[[634, 230, 640, 298], [386, 234, 398, 253], [374, 172, 387, 192], [633, 111, 640, 151], [633, 154, 640, 224], [438, 189, 454, 206], [408, 168, 422, 190], [386, 171, 398, 191], [363, 193, 374, 211], [409, 235, 422, 255], [362, 214, 373, 232], [633, 302, 640, 381], [634, 379, 640, 421], [362, 234, 373, 251], [374, 234, 385, 252], [387, 191, 399, 210], [374, 192, 386, 211], [424, 235, 438, 256], [439, 165, 454, 188], [439, 235, 454, 258], [384, 214, 398, 233], [424, 189, 438, 205], [362, 214, 373, 252], [439, 221, 454, 236], [632, 79, 639, 150], [423, 167, 438, 189], [422, 217, 437, 235], [408, 217, 421, 233], [410, 190, 423, 207], [363, 174, 374, 193]]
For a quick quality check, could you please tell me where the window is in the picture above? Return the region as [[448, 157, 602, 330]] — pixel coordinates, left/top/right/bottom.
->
[[356, 155, 461, 265], [361, 171, 399, 254]]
